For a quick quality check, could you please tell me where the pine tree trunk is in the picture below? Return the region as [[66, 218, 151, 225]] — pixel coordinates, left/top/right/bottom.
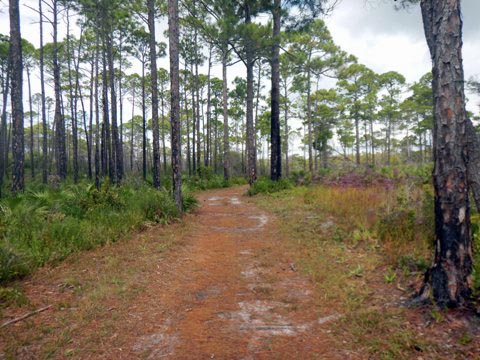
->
[[161, 81, 167, 173], [39, 0, 48, 184], [27, 66, 34, 179], [306, 53, 313, 173], [94, 39, 100, 189], [168, 0, 182, 212], [148, 0, 161, 188], [245, 3, 256, 185], [191, 66, 197, 174], [66, 9, 78, 183], [284, 80, 289, 178], [142, 58, 147, 181], [222, 44, 230, 181], [205, 46, 212, 167], [417, 0, 472, 307], [270, 0, 281, 181], [53, 0, 66, 179], [0, 57, 10, 196], [107, 33, 122, 183], [10, 0, 24, 193]]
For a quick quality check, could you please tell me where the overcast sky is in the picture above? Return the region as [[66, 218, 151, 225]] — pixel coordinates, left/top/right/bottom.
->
[[324, 0, 480, 111]]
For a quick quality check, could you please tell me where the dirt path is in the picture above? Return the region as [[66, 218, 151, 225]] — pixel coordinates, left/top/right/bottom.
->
[[1, 186, 347, 359]]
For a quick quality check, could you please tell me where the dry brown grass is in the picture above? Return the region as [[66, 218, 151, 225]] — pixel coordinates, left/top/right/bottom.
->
[[254, 184, 479, 359]]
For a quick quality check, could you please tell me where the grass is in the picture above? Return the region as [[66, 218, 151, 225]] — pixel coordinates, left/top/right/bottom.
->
[[253, 182, 472, 358], [0, 180, 197, 283]]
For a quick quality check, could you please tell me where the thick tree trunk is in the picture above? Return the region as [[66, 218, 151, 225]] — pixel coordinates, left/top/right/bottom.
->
[[39, 0, 48, 184], [270, 0, 281, 181], [148, 0, 161, 188], [10, 0, 24, 193], [245, 3, 256, 185], [417, 0, 473, 308], [168, 0, 182, 212]]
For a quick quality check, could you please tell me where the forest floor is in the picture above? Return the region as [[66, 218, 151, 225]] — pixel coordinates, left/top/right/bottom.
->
[[0, 185, 479, 359]]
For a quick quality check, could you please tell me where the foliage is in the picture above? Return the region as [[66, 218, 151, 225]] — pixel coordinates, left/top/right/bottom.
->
[[0, 182, 196, 283], [247, 177, 293, 196], [183, 167, 247, 191]]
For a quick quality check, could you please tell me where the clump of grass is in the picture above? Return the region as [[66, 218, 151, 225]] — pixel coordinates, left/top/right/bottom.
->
[[0, 181, 196, 283], [247, 177, 293, 196]]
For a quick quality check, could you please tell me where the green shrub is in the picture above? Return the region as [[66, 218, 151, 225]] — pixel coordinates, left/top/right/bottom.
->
[[247, 178, 293, 196], [0, 182, 197, 283], [289, 170, 312, 186]]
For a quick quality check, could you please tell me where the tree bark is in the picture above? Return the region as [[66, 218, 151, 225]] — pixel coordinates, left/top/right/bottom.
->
[[141, 58, 147, 181], [10, 0, 24, 193], [0, 53, 10, 196], [270, 0, 281, 181], [222, 44, 230, 181], [417, 0, 473, 307], [66, 9, 78, 183], [39, 0, 48, 184], [205, 46, 212, 167], [168, 0, 182, 212], [53, 0, 66, 179], [148, 0, 161, 188], [245, 2, 256, 185], [27, 66, 34, 179]]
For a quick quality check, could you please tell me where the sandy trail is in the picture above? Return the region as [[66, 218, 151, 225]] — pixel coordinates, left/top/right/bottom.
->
[[1, 186, 347, 359]]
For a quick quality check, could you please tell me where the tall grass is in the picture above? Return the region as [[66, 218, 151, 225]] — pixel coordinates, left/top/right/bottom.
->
[[0, 182, 197, 283]]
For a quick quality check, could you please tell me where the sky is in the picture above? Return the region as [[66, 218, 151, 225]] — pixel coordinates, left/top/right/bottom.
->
[[0, 0, 480, 153], [323, 0, 480, 111]]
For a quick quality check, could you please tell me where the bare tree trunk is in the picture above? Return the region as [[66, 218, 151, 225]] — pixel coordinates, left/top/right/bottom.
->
[[191, 63, 197, 174], [306, 53, 313, 173], [284, 79, 289, 178], [270, 0, 281, 181], [148, 0, 161, 188], [107, 33, 122, 183], [27, 66, 34, 179], [245, 3, 256, 185], [142, 58, 147, 181], [0, 57, 10, 196], [66, 9, 78, 183], [39, 0, 48, 184], [94, 40, 100, 189], [10, 0, 24, 193], [53, 0, 66, 179], [168, 0, 182, 212], [205, 46, 212, 167], [161, 81, 167, 173], [222, 44, 230, 181], [417, 0, 472, 307]]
